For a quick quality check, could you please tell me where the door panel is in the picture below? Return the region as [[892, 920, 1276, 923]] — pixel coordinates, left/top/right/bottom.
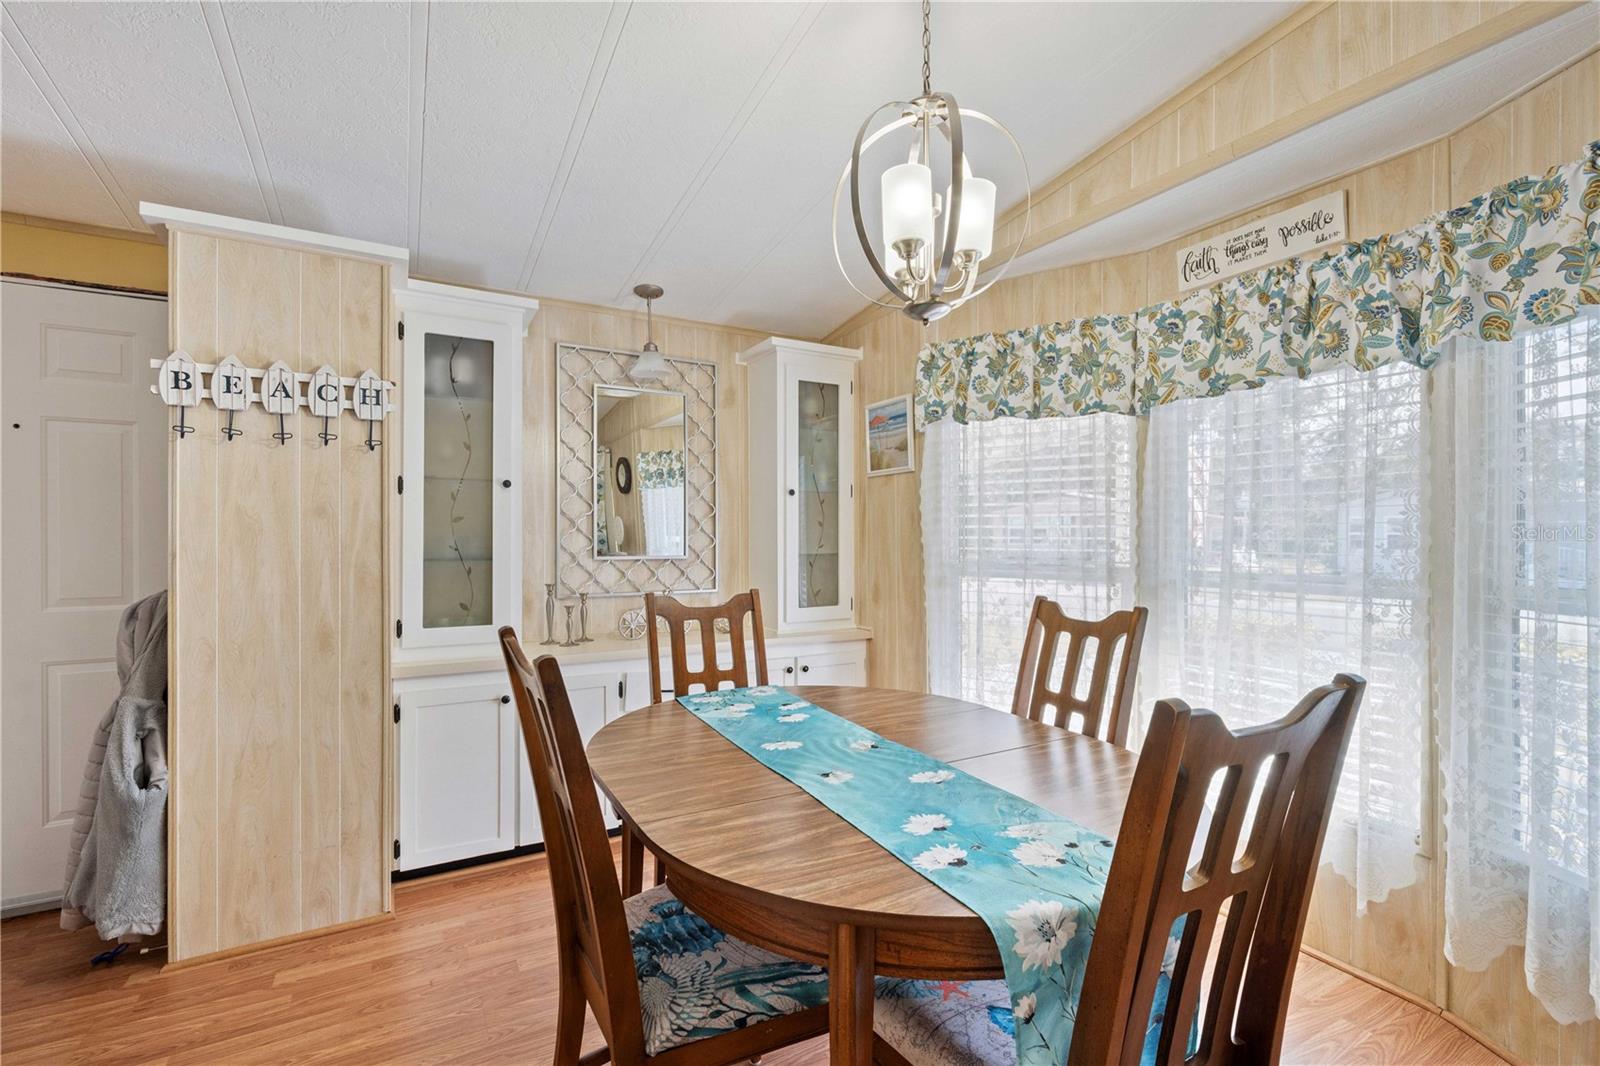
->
[[2, 280, 168, 911], [797, 649, 867, 688], [398, 680, 516, 870], [517, 669, 619, 845]]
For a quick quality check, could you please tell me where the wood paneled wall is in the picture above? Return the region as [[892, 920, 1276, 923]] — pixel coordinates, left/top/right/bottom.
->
[[825, 49, 1600, 1064], [167, 230, 390, 962], [523, 299, 774, 640], [984, 0, 1584, 264]]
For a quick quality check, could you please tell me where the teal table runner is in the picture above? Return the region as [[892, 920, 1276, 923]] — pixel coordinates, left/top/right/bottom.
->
[[677, 686, 1180, 1066]]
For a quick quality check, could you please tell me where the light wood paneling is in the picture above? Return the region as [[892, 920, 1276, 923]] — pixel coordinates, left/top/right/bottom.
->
[[825, 48, 1600, 1062], [167, 230, 390, 962], [967, 1, 1581, 285]]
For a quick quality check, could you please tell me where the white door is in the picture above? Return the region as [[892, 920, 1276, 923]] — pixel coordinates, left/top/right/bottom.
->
[[797, 648, 867, 688], [518, 669, 620, 844], [1, 279, 168, 913], [397, 679, 517, 870]]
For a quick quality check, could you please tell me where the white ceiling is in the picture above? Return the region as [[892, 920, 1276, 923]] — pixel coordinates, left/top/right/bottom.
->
[[0, 1, 1296, 336]]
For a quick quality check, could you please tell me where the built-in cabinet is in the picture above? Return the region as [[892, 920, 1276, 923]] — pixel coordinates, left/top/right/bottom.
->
[[392, 312, 869, 875], [739, 338, 863, 632], [395, 280, 537, 651], [393, 632, 866, 872]]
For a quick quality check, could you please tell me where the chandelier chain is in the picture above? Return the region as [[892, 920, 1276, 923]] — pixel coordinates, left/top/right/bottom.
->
[[921, 0, 931, 97]]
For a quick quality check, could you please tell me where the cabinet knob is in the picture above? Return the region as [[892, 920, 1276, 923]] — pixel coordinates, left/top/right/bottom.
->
[[501, 479, 512, 488], [501, 695, 510, 704], [801, 664, 810, 674], [787, 488, 796, 497], [785, 665, 794, 674]]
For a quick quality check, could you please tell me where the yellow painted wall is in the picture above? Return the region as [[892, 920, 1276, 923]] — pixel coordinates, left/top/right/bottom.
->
[[1, 216, 167, 293]]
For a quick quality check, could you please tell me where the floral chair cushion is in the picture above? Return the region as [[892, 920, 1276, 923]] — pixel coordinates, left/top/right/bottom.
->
[[875, 978, 1020, 1066], [624, 884, 829, 1056]]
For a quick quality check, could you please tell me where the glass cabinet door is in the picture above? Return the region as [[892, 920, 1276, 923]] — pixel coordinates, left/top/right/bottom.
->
[[422, 331, 494, 630], [795, 378, 840, 609]]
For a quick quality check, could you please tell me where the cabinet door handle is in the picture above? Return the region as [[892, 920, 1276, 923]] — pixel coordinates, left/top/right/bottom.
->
[[501, 695, 510, 704], [785, 665, 794, 675], [501, 479, 512, 488], [787, 488, 796, 497], [801, 664, 810, 674]]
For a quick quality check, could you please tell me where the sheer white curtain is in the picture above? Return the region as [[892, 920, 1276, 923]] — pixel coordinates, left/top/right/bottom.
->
[[1138, 363, 1428, 909], [922, 415, 1137, 709], [1437, 308, 1600, 1024]]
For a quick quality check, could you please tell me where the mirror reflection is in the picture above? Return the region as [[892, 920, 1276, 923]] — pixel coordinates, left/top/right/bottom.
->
[[594, 385, 688, 559]]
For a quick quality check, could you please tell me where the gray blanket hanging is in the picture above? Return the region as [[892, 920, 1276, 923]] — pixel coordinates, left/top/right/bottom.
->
[[60, 590, 168, 942]]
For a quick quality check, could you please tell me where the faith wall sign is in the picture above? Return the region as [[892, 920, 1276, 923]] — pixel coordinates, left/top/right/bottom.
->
[[1176, 191, 1348, 293]]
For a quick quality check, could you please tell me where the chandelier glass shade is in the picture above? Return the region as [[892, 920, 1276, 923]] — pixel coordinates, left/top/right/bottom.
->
[[832, 4, 1029, 325]]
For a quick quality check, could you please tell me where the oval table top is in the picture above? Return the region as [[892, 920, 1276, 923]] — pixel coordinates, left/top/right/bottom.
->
[[586, 685, 1141, 937]]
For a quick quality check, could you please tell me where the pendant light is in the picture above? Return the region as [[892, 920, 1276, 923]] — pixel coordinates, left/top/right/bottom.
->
[[629, 283, 669, 384], [832, 0, 1029, 324]]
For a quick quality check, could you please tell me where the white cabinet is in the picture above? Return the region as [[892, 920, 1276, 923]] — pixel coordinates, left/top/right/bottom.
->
[[396, 667, 620, 872], [738, 338, 862, 632], [396, 676, 517, 871], [395, 280, 537, 651], [516, 667, 625, 844], [767, 646, 868, 689]]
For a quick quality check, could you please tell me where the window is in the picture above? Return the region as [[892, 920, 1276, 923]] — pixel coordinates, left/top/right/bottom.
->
[[1140, 362, 1428, 908], [922, 415, 1137, 710], [1441, 308, 1599, 1024]]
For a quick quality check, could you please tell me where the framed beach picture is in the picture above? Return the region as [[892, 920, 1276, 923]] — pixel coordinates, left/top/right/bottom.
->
[[865, 393, 915, 476]]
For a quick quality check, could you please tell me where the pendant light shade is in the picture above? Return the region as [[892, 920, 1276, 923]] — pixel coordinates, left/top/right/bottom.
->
[[629, 283, 669, 384], [832, 0, 1029, 324]]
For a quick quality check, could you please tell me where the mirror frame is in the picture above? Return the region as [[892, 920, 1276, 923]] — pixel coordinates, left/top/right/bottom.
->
[[553, 342, 718, 599]]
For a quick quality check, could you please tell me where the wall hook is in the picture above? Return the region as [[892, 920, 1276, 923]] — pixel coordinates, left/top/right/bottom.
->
[[317, 416, 338, 446], [221, 409, 243, 441], [172, 403, 195, 440]]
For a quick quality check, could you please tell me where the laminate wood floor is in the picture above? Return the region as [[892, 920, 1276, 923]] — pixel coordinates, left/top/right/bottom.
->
[[2, 849, 1506, 1065]]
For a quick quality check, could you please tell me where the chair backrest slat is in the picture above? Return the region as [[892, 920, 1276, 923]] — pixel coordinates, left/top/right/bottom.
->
[[499, 627, 647, 1061], [1011, 597, 1148, 746], [1069, 673, 1366, 1066], [645, 590, 769, 702]]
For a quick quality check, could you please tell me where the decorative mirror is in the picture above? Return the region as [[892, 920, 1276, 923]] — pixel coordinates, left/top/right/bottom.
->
[[556, 343, 717, 597], [593, 384, 686, 559]]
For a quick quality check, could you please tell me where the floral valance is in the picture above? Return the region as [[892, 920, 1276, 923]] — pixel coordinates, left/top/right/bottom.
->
[[916, 141, 1600, 429], [638, 448, 685, 488]]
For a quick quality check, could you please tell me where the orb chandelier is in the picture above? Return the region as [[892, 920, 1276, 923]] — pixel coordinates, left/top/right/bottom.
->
[[833, 0, 1029, 324]]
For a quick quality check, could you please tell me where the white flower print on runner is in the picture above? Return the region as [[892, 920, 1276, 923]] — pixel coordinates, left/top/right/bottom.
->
[[819, 770, 853, 785], [777, 713, 810, 723], [1011, 840, 1066, 867], [1014, 993, 1036, 1023], [902, 813, 952, 836], [1001, 822, 1051, 839], [909, 769, 954, 784], [1006, 900, 1077, 971], [913, 844, 968, 871], [762, 741, 802, 751]]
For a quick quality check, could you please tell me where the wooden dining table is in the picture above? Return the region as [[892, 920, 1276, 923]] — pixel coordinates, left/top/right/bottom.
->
[[585, 685, 1142, 1066]]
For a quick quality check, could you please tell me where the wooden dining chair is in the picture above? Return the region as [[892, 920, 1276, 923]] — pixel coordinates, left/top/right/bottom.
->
[[626, 591, 769, 895], [644, 589, 768, 703], [498, 627, 829, 1066], [872, 673, 1366, 1066], [1010, 597, 1148, 747]]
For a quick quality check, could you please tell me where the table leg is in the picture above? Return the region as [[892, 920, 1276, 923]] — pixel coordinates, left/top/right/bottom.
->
[[829, 923, 876, 1066], [620, 821, 645, 896]]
